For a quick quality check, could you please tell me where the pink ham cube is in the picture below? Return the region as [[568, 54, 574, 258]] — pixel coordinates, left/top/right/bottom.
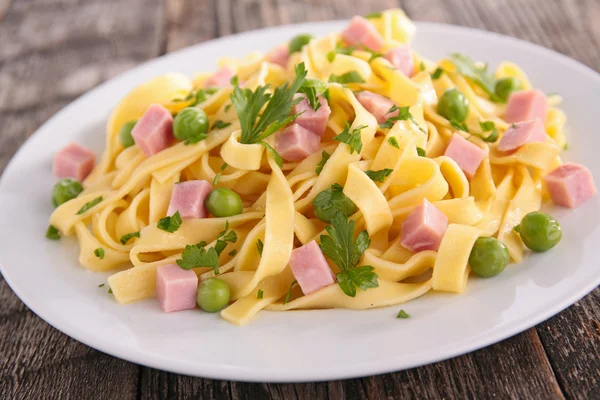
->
[[53, 142, 96, 182], [203, 67, 234, 88], [384, 45, 414, 77], [156, 264, 198, 312], [341, 16, 385, 51], [266, 44, 290, 68], [545, 163, 596, 208], [167, 180, 213, 219], [356, 91, 397, 124], [504, 89, 548, 123], [401, 199, 449, 252], [289, 240, 336, 295], [275, 124, 321, 162], [131, 104, 173, 157], [498, 118, 547, 152], [444, 133, 486, 179], [291, 94, 331, 137]]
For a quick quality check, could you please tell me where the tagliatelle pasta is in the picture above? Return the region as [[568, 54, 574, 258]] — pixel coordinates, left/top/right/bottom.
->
[[47, 9, 596, 325]]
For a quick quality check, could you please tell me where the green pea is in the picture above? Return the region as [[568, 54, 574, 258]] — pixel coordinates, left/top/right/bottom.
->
[[494, 77, 522, 103], [173, 107, 209, 141], [469, 237, 510, 278], [288, 34, 314, 54], [313, 187, 357, 223], [516, 211, 562, 252], [205, 188, 243, 218], [197, 278, 230, 313], [118, 120, 137, 148], [437, 88, 470, 122], [52, 178, 84, 207]]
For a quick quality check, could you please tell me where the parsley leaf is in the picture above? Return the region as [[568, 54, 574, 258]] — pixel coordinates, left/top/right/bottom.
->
[[328, 71, 365, 84], [261, 141, 284, 167], [177, 243, 218, 273], [319, 213, 377, 297], [379, 105, 425, 133], [94, 248, 105, 260], [397, 309, 410, 319], [108, 288, 113, 294], [449, 53, 500, 102], [477, 121, 499, 143], [450, 119, 469, 132], [157, 211, 182, 233], [98, 283, 105, 288], [315, 151, 330, 175], [228, 249, 237, 257], [213, 163, 228, 185], [365, 12, 382, 19], [257, 289, 264, 299], [257, 239, 264, 256], [417, 147, 426, 157], [365, 168, 393, 182], [431, 67, 444, 80], [283, 280, 298, 304], [120, 231, 140, 245], [76, 196, 103, 215], [184, 132, 208, 145], [334, 123, 367, 154], [298, 78, 327, 111], [388, 137, 400, 149], [211, 120, 231, 130], [312, 184, 356, 220], [419, 62, 426, 72], [46, 225, 61, 240], [231, 62, 307, 145], [230, 75, 239, 86]]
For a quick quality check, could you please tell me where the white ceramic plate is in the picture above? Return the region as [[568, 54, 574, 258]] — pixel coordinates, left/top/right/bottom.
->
[[1, 21, 600, 383]]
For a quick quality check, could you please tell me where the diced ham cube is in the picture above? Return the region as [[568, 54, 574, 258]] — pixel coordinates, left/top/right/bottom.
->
[[156, 264, 198, 312], [289, 241, 336, 295], [53, 142, 96, 182], [203, 67, 234, 88], [504, 89, 548, 123], [131, 104, 173, 157], [341, 16, 385, 51], [401, 199, 448, 252], [167, 180, 213, 218], [498, 118, 547, 152], [266, 44, 289, 68], [384, 45, 414, 77], [444, 133, 486, 179], [275, 124, 321, 162], [291, 94, 331, 137], [545, 163, 596, 208], [356, 91, 397, 124]]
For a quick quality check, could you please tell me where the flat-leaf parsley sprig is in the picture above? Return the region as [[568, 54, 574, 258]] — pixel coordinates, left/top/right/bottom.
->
[[334, 122, 367, 154], [176, 221, 237, 274], [379, 105, 425, 133], [319, 212, 379, 297]]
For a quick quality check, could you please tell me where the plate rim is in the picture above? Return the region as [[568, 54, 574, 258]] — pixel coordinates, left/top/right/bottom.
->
[[1, 19, 600, 382]]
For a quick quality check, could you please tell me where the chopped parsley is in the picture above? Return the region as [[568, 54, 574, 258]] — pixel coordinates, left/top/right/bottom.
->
[[365, 169, 393, 182], [46, 225, 61, 240], [397, 309, 410, 319], [379, 105, 425, 132], [334, 123, 367, 154], [450, 119, 469, 132], [449, 53, 501, 102], [328, 71, 365, 85], [283, 280, 298, 304], [98, 283, 105, 288], [230, 75, 239, 86], [419, 61, 426, 72], [176, 221, 237, 274], [75, 196, 103, 215], [315, 151, 330, 175], [256, 239, 264, 256], [257, 289, 264, 299], [431, 67, 444, 80], [327, 43, 382, 64], [172, 87, 217, 106], [108, 288, 113, 294], [213, 163, 228, 185], [417, 147, 426, 157], [261, 141, 284, 168], [476, 121, 499, 143], [211, 120, 231, 130], [298, 78, 327, 111], [120, 231, 140, 245], [94, 248, 105, 260], [365, 12, 382, 19], [319, 213, 378, 297], [388, 137, 400, 149], [184, 132, 208, 145], [157, 211, 182, 233], [228, 249, 237, 257]]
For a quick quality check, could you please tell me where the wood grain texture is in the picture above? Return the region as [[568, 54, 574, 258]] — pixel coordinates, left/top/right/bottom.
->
[[0, 0, 599, 399]]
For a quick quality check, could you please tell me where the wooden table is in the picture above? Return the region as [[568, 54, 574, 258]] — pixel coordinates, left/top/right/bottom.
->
[[1, 0, 599, 398]]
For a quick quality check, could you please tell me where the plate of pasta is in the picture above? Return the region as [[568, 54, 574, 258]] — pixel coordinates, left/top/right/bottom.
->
[[1, 9, 600, 382]]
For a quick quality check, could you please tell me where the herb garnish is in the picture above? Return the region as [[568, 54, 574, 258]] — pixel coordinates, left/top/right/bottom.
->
[[283, 280, 298, 304], [379, 105, 425, 132], [94, 248, 105, 260], [98, 283, 105, 288], [157, 211, 182, 233], [256, 239, 264, 256], [298, 78, 327, 111], [262, 141, 284, 167], [417, 147, 426, 157], [315, 151, 330, 175], [213, 163, 228, 185], [319, 213, 378, 297], [212, 120, 231, 130], [365, 169, 393, 182], [120, 231, 140, 245], [176, 221, 237, 274], [397, 309, 410, 319], [230, 75, 239, 86], [450, 119, 469, 132], [334, 123, 367, 154], [476, 121, 499, 143], [388, 137, 400, 149], [257, 289, 264, 299], [449, 53, 500, 102], [431, 68, 444, 80], [46, 225, 61, 240], [76, 196, 102, 215], [228, 249, 237, 257], [365, 12, 382, 19], [171, 87, 218, 106], [328, 71, 365, 85]]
